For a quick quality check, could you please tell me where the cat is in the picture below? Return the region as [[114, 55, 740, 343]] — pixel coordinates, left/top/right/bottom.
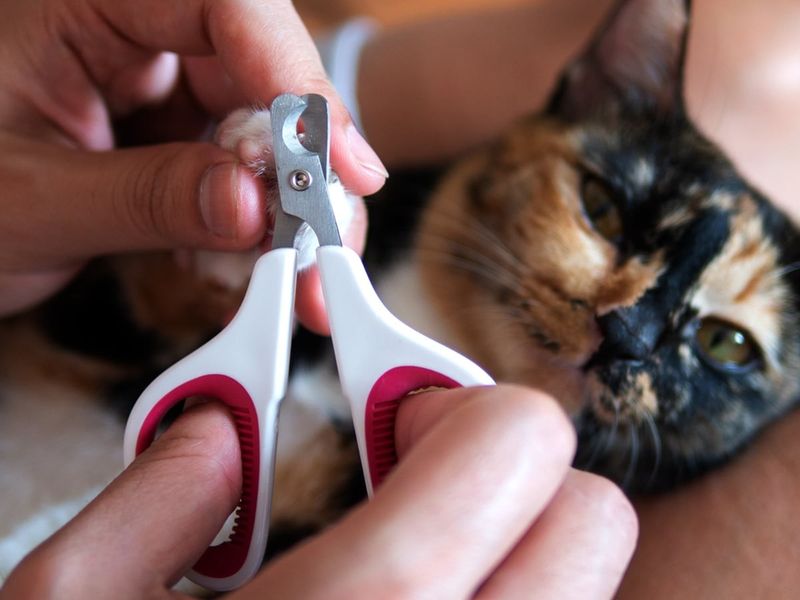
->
[[2, 0, 800, 581], [408, 0, 800, 491]]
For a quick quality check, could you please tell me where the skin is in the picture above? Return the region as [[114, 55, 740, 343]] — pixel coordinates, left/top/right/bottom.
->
[[358, 0, 800, 216], [1, 390, 637, 599], [358, 0, 615, 167], [0, 0, 387, 329], [355, 0, 800, 596]]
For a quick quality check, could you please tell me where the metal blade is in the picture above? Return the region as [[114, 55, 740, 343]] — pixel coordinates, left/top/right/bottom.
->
[[270, 93, 342, 249]]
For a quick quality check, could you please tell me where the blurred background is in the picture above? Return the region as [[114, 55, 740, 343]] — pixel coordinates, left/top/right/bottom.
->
[[296, 0, 529, 29], [293, 0, 800, 215]]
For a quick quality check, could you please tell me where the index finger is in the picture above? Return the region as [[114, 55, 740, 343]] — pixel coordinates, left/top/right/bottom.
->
[[81, 0, 387, 196]]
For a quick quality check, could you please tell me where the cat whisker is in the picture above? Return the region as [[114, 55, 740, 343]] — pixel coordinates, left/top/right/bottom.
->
[[443, 298, 518, 325], [642, 412, 662, 490], [417, 253, 522, 296], [622, 425, 641, 491], [774, 261, 800, 279], [467, 220, 527, 271], [441, 236, 525, 280], [663, 435, 684, 485], [601, 407, 620, 457], [416, 246, 526, 296], [582, 405, 620, 472], [417, 231, 527, 283], [581, 426, 607, 472], [422, 206, 528, 274]]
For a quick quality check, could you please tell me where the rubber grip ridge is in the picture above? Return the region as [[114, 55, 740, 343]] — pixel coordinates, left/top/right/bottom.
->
[[364, 366, 460, 490], [135, 374, 260, 579]]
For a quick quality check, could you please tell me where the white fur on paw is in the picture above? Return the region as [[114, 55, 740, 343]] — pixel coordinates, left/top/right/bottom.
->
[[191, 248, 261, 291], [294, 176, 358, 271], [216, 107, 275, 177], [214, 107, 361, 275]]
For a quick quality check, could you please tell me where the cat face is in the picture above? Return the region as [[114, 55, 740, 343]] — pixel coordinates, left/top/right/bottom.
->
[[417, 0, 800, 490]]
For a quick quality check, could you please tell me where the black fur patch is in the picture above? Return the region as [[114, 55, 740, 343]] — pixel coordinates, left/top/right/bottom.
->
[[35, 259, 163, 365], [363, 167, 445, 272]]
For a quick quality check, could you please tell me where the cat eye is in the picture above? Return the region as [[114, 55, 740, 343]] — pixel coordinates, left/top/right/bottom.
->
[[695, 318, 760, 372], [580, 175, 622, 242]]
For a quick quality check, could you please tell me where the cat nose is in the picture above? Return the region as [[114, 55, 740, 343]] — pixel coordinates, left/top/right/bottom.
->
[[596, 309, 660, 361]]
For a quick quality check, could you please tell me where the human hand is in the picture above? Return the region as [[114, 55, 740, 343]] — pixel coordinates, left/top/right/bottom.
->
[[1, 386, 637, 598], [0, 0, 385, 323]]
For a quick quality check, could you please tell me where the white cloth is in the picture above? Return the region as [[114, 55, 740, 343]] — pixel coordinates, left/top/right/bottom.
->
[[316, 18, 379, 133]]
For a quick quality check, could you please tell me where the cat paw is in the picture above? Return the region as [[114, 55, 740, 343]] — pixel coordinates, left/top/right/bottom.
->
[[193, 107, 361, 290], [216, 107, 276, 177]]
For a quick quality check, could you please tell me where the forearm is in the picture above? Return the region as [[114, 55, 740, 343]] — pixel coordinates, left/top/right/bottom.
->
[[619, 407, 800, 598], [684, 0, 800, 215], [355, 0, 800, 217], [356, 0, 613, 167]]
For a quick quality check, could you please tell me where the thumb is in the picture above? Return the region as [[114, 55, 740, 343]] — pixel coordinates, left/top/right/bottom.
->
[[2, 403, 242, 597], [0, 137, 268, 269]]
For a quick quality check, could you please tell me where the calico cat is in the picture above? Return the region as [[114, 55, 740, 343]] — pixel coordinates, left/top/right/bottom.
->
[[1, 0, 799, 579], [412, 0, 800, 491]]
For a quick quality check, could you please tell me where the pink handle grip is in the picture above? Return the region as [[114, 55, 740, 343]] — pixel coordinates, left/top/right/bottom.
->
[[134, 374, 260, 580], [364, 366, 461, 490]]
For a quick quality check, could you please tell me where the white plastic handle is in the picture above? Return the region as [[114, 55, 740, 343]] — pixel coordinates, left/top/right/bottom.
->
[[123, 249, 297, 591], [318, 246, 495, 495]]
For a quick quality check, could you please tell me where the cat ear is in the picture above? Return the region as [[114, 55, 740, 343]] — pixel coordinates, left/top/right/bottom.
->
[[549, 0, 691, 120]]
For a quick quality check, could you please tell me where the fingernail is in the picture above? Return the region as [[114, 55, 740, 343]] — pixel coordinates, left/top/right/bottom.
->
[[346, 124, 389, 179], [199, 163, 239, 239]]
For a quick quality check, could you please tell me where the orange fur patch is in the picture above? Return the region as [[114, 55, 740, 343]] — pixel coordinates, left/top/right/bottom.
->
[[691, 197, 789, 372], [111, 254, 244, 350]]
